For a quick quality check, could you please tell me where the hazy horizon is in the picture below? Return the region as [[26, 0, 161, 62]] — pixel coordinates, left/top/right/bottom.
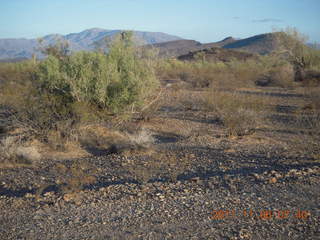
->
[[1, 0, 320, 43]]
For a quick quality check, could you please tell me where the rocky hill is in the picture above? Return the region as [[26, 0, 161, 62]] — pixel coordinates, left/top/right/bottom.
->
[[150, 33, 285, 58], [177, 47, 257, 62], [222, 32, 283, 55]]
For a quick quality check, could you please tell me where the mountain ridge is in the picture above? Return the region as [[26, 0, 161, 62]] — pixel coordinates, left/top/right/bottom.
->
[[0, 28, 183, 60], [149, 32, 318, 58], [1, 30, 318, 60]]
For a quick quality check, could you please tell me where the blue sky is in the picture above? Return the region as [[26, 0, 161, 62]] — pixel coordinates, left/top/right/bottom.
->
[[1, 0, 319, 42]]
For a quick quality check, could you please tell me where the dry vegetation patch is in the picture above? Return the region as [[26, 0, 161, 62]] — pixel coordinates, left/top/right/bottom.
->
[[0, 31, 161, 163], [291, 88, 320, 159], [205, 89, 270, 136], [0, 136, 41, 168]]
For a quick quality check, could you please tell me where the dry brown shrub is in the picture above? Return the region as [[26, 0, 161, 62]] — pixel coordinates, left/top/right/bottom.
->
[[291, 87, 320, 159], [0, 136, 41, 167], [206, 89, 267, 136], [267, 64, 295, 87], [302, 87, 320, 111], [76, 124, 155, 156], [157, 54, 300, 90], [292, 112, 320, 159]]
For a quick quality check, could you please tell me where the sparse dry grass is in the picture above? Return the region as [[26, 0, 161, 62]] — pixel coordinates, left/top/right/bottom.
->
[[292, 112, 320, 159], [301, 87, 320, 111], [156, 56, 295, 89], [205, 89, 269, 136], [291, 87, 320, 159], [75, 124, 156, 157], [0, 136, 41, 168], [126, 128, 155, 147]]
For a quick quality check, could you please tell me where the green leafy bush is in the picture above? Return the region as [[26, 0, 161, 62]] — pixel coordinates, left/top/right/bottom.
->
[[37, 32, 159, 113], [0, 31, 159, 145]]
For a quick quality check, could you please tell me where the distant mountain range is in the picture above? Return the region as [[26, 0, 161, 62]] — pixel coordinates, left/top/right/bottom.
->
[[0, 29, 318, 61], [149, 32, 300, 58], [0, 28, 182, 60]]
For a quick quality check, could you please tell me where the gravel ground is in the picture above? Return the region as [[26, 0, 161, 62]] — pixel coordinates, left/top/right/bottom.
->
[[0, 87, 319, 240]]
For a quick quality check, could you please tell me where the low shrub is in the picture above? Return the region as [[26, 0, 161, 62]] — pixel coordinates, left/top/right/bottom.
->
[[293, 112, 320, 159], [156, 55, 296, 89], [291, 87, 320, 159], [0, 60, 37, 85], [0, 136, 41, 166], [206, 89, 267, 136]]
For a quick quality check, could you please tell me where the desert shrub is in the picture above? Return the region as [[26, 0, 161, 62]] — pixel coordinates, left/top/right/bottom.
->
[[254, 55, 295, 87], [206, 89, 267, 136], [225, 59, 263, 87], [0, 80, 78, 142], [273, 27, 320, 85], [0, 31, 159, 149], [37, 36, 159, 113], [155, 59, 189, 80], [275, 28, 320, 70], [38, 38, 70, 59], [306, 87, 320, 111], [156, 56, 296, 89], [293, 111, 320, 159], [156, 59, 229, 88], [0, 60, 37, 84], [0, 136, 41, 167], [287, 86, 320, 159]]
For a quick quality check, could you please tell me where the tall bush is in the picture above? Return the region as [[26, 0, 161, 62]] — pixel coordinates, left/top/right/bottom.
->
[[0, 32, 159, 143], [37, 31, 159, 113]]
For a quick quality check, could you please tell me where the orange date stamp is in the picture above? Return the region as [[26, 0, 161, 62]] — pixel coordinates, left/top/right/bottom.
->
[[210, 209, 311, 220]]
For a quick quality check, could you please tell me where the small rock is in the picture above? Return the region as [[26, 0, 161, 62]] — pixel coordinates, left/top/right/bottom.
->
[[274, 173, 282, 178], [252, 173, 261, 180], [63, 193, 74, 202], [307, 168, 314, 174], [44, 191, 54, 197], [190, 177, 200, 182], [75, 199, 82, 206], [33, 215, 42, 220], [239, 229, 251, 239], [25, 193, 34, 198], [269, 177, 277, 184], [289, 169, 298, 175]]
